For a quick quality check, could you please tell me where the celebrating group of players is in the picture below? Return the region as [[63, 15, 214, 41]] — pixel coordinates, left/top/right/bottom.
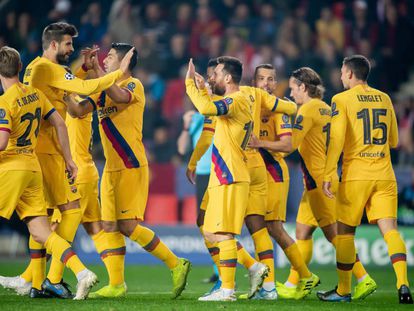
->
[[182, 45, 412, 302], [0, 20, 412, 304], [0, 22, 190, 300]]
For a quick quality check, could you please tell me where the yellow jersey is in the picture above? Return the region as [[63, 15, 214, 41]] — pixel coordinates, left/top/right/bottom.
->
[[293, 98, 332, 190], [66, 113, 99, 183], [88, 76, 148, 172], [259, 112, 292, 182], [23, 56, 123, 155], [240, 86, 297, 168], [186, 79, 253, 186], [324, 84, 398, 182], [0, 83, 55, 171]]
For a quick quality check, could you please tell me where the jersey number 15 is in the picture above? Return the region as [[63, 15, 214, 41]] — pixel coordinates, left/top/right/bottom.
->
[[357, 108, 387, 145]]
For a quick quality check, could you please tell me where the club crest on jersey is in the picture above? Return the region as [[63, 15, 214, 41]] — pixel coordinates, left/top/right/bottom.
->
[[294, 115, 303, 130], [0, 108, 6, 119], [64, 72, 75, 80], [331, 102, 339, 116], [127, 82, 136, 92], [282, 114, 289, 123], [224, 97, 233, 105]]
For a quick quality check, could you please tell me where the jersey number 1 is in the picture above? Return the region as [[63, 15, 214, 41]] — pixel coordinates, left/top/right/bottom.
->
[[241, 121, 253, 149], [17, 108, 41, 147], [357, 108, 387, 145]]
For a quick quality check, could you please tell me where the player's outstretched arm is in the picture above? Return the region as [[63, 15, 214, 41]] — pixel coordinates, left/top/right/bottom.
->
[[46, 48, 133, 96], [64, 94, 95, 118], [248, 133, 292, 153], [257, 88, 297, 115], [47, 111, 78, 180]]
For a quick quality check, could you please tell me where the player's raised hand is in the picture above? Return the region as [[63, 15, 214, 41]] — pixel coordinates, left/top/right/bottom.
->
[[120, 47, 135, 73], [194, 72, 206, 90], [247, 133, 262, 149], [322, 181, 335, 199], [81, 45, 99, 70], [66, 159, 78, 181], [186, 58, 195, 80], [186, 167, 196, 185]]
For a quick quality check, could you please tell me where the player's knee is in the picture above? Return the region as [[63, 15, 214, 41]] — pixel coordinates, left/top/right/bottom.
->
[[118, 220, 140, 237], [296, 228, 313, 240], [102, 221, 118, 232], [245, 214, 266, 235], [267, 220, 283, 236], [83, 221, 103, 236], [203, 231, 216, 243]]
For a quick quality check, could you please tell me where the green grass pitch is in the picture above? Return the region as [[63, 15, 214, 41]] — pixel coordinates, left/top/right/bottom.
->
[[0, 262, 411, 310]]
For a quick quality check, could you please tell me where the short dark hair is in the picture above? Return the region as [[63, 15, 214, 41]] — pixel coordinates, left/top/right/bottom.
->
[[291, 67, 325, 99], [0, 46, 21, 78], [111, 42, 138, 71], [216, 56, 243, 84], [343, 55, 371, 81], [207, 58, 217, 68], [254, 64, 275, 80], [42, 22, 78, 50]]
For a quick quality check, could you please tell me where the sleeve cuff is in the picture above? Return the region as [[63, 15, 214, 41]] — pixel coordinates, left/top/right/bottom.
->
[[43, 108, 56, 120]]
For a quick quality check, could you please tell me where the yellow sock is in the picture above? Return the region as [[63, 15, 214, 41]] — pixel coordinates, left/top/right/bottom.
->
[[47, 208, 82, 283], [205, 239, 221, 275], [336, 234, 355, 296], [20, 261, 33, 283], [130, 224, 178, 269], [29, 236, 46, 290], [92, 230, 126, 286], [218, 239, 237, 289], [353, 253, 368, 280], [285, 242, 311, 280], [286, 239, 313, 286], [384, 229, 409, 288], [45, 232, 86, 276], [252, 228, 274, 284], [236, 240, 255, 269]]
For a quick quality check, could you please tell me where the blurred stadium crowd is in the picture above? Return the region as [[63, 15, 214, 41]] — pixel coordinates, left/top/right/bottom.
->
[[0, 0, 413, 226]]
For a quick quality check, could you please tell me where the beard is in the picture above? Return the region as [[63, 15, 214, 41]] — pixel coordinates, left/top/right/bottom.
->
[[214, 83, 225, 96], [56, 52, 70, 65]]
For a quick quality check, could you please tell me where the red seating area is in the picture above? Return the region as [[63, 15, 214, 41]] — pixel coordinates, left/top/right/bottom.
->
[[145, 163, 197, 225]]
